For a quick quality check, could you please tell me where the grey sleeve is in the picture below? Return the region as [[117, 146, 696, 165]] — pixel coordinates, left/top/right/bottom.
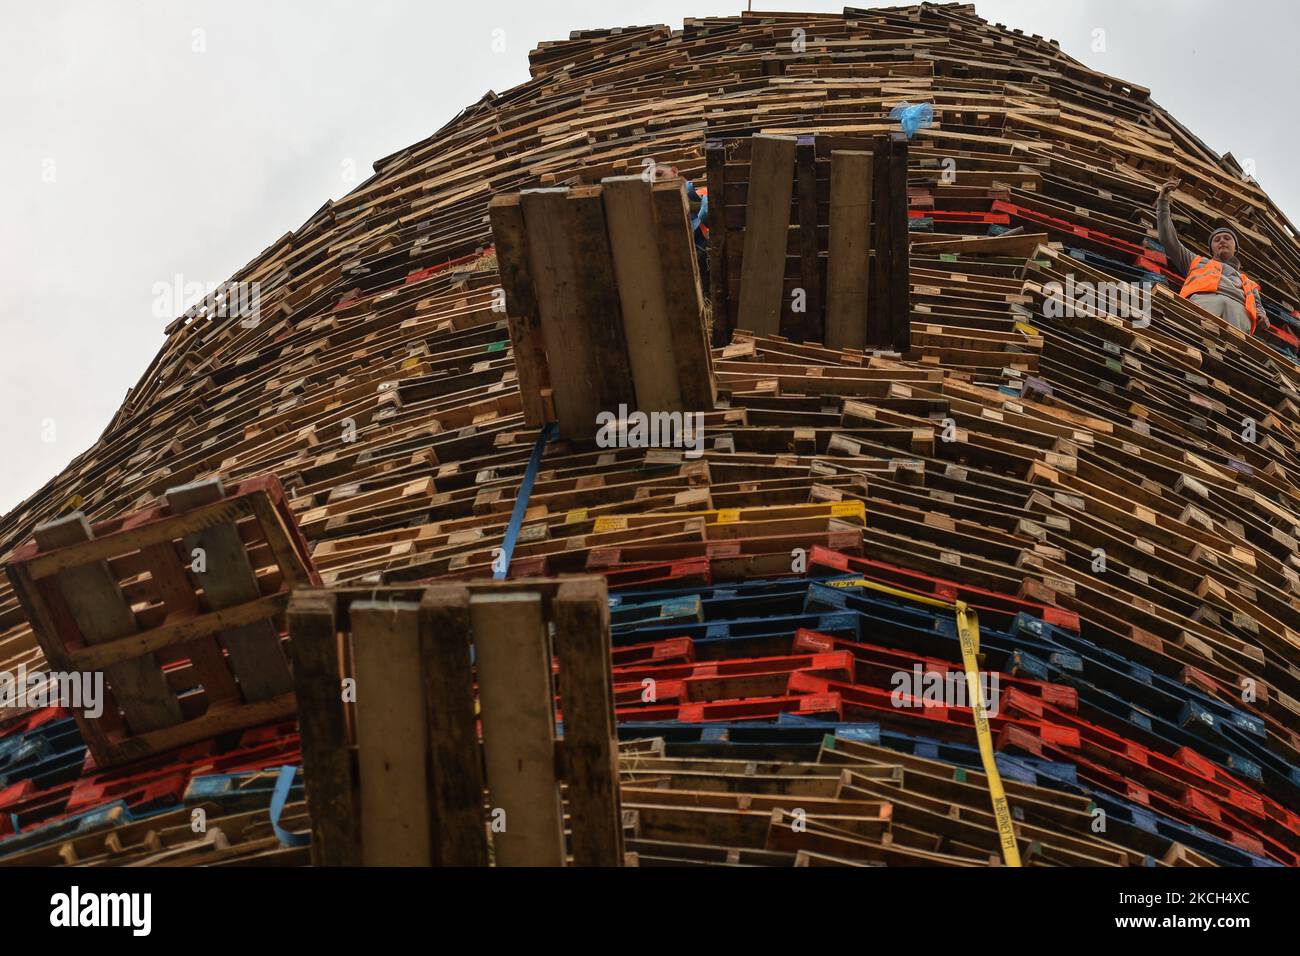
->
[[1157, 198, 1194, 276]]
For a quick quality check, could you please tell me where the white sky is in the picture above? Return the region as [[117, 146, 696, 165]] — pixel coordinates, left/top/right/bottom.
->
[[2, 0, 1297, 514]]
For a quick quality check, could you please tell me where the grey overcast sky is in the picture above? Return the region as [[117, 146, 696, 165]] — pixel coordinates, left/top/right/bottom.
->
[[1, 0, 1296, 514]]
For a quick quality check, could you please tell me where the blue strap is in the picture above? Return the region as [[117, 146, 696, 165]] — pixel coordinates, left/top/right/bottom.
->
[[270, 764, 310, 847], [494, 423, 558, 580]]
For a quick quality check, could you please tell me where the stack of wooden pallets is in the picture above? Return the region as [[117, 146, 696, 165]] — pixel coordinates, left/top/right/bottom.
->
[[2, 3, 1300, 865]]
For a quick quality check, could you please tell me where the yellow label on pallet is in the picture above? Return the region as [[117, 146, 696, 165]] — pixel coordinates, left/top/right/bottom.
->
[[593, 517, 627, 533], [591, 501, 863, 527], [830, 501, 866, 520], [1014, 320, 1040, 337], [564, 508, 588, 524]]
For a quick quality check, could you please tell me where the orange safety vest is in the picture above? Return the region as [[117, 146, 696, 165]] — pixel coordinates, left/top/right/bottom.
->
[[692, 186, 709, 240], [1180, 254, 1263, 332]]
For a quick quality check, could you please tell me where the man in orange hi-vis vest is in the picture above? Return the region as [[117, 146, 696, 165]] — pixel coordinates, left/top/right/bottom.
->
[[1157, 179, 1269, 336]]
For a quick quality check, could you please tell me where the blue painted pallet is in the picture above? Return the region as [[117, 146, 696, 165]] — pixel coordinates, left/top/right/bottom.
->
[[0, 798, 176, 859], [0, 717, 87, 791], [184, 768, 305, 811]]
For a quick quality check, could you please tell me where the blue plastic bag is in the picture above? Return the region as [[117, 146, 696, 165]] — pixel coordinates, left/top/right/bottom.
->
[[889, 101, 934, 139]]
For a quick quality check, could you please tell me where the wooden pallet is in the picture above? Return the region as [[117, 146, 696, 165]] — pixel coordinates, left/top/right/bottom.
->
[[491, 176, 716, 438], [4, 475, 317, 768], [711, 133, 910, 351], [286, 576, 624, 866]]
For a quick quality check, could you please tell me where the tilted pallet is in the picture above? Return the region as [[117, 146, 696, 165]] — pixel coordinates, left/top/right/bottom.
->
[[4, 476, 317, 768]]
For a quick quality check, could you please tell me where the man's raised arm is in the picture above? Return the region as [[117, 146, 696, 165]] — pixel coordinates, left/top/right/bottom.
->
[[1156, 179, 1194, 276]]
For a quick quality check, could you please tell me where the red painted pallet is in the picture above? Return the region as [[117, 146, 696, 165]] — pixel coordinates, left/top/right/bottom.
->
[[790, 628, 1079, 712], [618, 692, 843, 723], [807, 546, 1081, 631]]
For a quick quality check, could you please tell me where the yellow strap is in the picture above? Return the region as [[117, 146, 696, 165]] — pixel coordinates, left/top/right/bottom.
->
[[955, 601, 1023, 867], [824, 576, 1023, 865], [826, 575, 953, 611]]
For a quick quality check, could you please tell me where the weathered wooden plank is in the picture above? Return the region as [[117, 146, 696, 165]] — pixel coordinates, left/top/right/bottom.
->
[[794, 135, 824, 344], [472, 591, 566, 866], [887, 135, 912, 353], [826, 150, 873, 350], [552, 577, 623, 866], [350, 600, 433, 866], [650, 179, 716, 411], [602, 175, 683, 413], [166, 480, 293, 701], [519, 188, 607, 437], [286, 591, 360, 867], [489, 193, 551, 427], [737, 134, 797, 336], [419, 584, 489, 866], [705, 140, 731, 346], [566, 184, 638, 414], [139, 539, 239, 704]]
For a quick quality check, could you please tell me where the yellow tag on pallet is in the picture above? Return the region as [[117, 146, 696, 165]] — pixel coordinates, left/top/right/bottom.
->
[[715, 509, 741, 523], [593, 517, 627, 533], [565, 508, 588, 524], [1014, 320, 1040, 337], [830, 501, 866, 520]]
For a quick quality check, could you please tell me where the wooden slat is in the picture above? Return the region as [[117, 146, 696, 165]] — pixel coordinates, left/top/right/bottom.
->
[[794, 135, 824, 344], [868, 136, 894, 348], [519, 188, 607, 437], [472, 591, 566, 866], [705, 140, 731, 346], [286, 591, 360, 866], [489, 193, 551, 427], [138, 541, 239, 704], [603, 175, 683, 412], [826, 150, 874, 350], [552, 577, 623, 866], [651, 179, 716, 411], [737, 134, 797, 336], [350, 600, 433, 866], [567, 184, 638, 415], [419, 583, 490, 866], [886, 135, 911, 353], [166, 479, 293, 701]]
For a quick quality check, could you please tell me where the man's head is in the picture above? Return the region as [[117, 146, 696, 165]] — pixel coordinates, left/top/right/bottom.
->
[[1209, 225, 1238, 261]]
